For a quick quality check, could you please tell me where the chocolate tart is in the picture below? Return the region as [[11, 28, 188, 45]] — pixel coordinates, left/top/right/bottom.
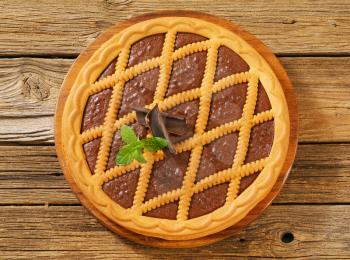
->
[[55, 11, 297, 246]]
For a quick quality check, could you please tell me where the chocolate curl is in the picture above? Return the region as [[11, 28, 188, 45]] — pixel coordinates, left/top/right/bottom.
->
[[134, 107, 186, 135], [145, 105, 177, 155]]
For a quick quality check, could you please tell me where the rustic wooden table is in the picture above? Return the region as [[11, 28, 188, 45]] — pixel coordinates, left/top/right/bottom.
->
[[0, 1, 349, 259]]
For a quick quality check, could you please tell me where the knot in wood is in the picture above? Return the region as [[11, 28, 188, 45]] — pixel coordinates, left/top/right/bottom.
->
[[22, 73, 50, 101]]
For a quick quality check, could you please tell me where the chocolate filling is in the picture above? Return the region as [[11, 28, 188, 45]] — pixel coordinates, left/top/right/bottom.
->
[[128, 34, 165, 67], [97, 56, 118, 81], [207, 83, 248, 131], [174, 32, 208, 49], [245, 121, 274, 164], [166, 51, 207, 97], [102, 169, 140, 209], [143, 201, 179, 220], [81, 57, 118, 132], [81, 89, 112, 132], [238, 171, 261, 196], [83, 138, 101, 174], [215, 46, 250, 82], [166, 100, 200, 143], [118, 68, 160, 118], [196, 132, 238, 182], [82, 33, 274, 219], [255, 81, 272, 114], [144, 151, 190, 201], [188, 183, 229, 219]]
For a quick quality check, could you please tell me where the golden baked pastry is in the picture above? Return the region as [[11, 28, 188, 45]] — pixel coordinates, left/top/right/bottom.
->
[[56, 14, 290, 241]]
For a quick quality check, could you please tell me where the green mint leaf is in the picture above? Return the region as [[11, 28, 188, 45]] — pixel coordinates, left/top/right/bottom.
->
[[142, 137, 168, 152], [116, 125, 169, 165], [120, 125, 138, 144], [116, 142, 142, 165], [134, 149, 147, 164]]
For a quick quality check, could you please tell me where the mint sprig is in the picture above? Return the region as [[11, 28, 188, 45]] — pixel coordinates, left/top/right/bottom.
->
[[120, 124, 138, 144], [116, 125, 168, 165], [141, 137, 169, 152]]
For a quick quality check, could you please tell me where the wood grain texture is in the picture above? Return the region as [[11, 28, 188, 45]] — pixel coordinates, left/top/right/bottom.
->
[[281, 57, 350, 142], [0, 2, 348, 256], [1, 144, 349, 205], [1, 57, 349, 143], [0, 189, 78, 205], [1, 0, 349, 56], [0, 205, 349, 258], [0, 58, 70, 144]]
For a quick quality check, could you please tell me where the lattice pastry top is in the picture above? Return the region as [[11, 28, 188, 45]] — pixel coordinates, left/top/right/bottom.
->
[[57, 16, 290, 240]]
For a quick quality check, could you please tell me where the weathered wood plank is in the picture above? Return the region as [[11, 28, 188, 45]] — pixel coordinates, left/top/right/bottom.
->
[[281, 57, 350, 142], [0, 146, 63, 189], [0, 57, 349, 143], [1, 252, 347, 260], [1, 0, 350, 56], [0, 58, 69, 144], [276, 143, 350, 203], [0, 189, 78, 205], [0, 144, 349, 204], [0, 205, 349, 258]]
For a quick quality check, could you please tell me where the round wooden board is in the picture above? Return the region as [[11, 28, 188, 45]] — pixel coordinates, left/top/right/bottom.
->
[[55, 11, 298, 248]]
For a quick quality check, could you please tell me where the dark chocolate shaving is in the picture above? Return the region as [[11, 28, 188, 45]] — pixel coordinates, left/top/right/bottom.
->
[[145, 105, 177, 154], [134, 107, 186, 135]]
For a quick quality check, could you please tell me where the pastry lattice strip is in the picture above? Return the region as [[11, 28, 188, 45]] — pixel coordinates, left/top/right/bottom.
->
[[80, 70, 252, 144], [101, 109, 273, 180], [80, 31, 275, 220], [80, 38, 229, 144], [226, 73, 259, 204], [132, 31, 177, 214], [140, 157, 267, 214]]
